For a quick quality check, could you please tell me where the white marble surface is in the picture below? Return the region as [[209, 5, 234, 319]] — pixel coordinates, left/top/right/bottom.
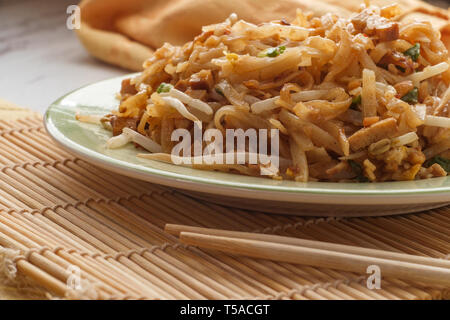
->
[[0, 0, 126, 114]]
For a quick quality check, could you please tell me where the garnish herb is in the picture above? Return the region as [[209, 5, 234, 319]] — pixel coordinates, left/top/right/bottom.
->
[[401, 87, 418, 104], [425, 156, 450, 173], [156, 83, 173, 93], [258, 45, 286, 58], [404, 43, 420, 62], [348, 160, 369, 182], [350, 95, 361, 110], [215, 87, 225, 96]]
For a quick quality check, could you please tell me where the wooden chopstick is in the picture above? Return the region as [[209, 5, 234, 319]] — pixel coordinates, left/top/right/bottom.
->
[[177, 231, 450, 287], [165, 224, 450, 269]]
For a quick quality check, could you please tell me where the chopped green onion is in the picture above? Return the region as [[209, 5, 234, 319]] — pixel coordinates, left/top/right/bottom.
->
[[156, 83, 173, 93], [350, 95, 361, 110], [425, 156, 450, 173], [348, 160, 369, 182], [401, 87, 418, 104], [215, 87, 224, 96], [404, 43, 420, 62], [257, 45, 286, 58]]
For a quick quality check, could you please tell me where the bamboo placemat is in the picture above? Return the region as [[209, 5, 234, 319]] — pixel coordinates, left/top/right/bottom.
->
[[0, 103, 449, 300]]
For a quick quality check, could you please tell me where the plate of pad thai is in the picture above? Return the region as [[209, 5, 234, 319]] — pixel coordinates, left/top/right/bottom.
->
[[45, 3, 450, 216]]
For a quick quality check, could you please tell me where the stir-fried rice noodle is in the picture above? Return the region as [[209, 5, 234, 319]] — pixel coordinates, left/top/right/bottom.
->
[[81, 2, 450, 182]]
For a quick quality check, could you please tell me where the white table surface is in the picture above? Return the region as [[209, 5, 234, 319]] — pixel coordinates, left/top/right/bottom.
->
[[0, 0, 126, 114]]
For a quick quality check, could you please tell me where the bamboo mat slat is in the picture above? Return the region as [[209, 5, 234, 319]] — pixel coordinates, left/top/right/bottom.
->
[[0, 106, 448, 299]]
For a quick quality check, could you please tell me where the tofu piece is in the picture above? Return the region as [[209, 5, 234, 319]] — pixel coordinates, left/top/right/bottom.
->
[[189, 70, 214, 90], [348, 118, 398, 151]]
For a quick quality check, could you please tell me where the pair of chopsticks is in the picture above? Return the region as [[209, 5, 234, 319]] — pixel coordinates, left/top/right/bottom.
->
[[165, 224, 450, 287]]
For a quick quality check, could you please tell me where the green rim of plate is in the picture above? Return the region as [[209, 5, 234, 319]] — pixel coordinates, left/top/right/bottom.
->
[[44, 74, 450, 197]]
